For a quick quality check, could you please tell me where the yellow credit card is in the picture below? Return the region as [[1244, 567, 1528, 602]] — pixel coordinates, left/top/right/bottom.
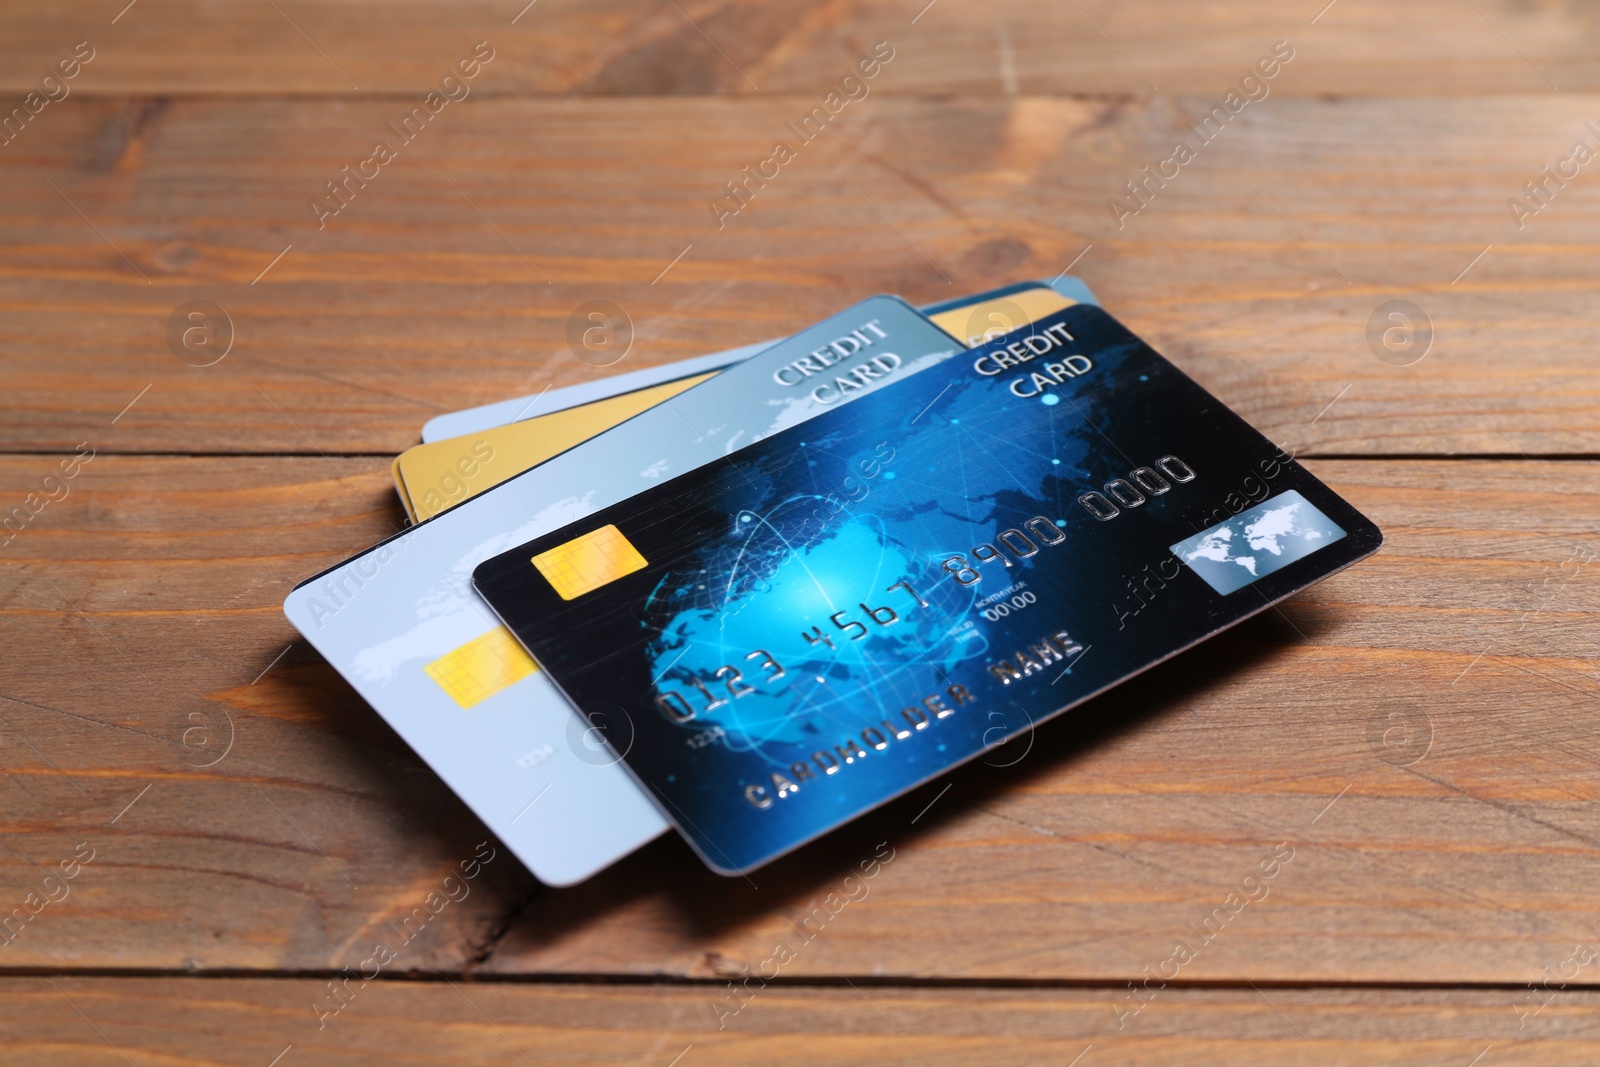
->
[[392, 455, 419, 521], [395, 285, 1076, 522], [396, 372, 718, 521]]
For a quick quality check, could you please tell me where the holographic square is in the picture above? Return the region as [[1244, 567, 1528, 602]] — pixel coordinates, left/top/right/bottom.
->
[[1171, 489, 1347, 595]]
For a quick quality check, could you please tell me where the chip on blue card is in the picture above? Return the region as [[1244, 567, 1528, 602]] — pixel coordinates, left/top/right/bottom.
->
[[472, 303, 1382, 876]]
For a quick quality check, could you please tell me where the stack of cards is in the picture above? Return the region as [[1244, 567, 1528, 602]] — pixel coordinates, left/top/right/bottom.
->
[[285, 278, 1381, 883]]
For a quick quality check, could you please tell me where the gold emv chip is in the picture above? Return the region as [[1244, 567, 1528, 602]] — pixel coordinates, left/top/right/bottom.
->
[[424, 626, 537, 710], [532, 524, 648, 600]]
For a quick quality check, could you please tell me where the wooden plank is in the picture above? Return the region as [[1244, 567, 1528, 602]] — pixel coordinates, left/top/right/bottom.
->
[[5, 977, 1600, 1066], [2, 95, 1597, 455], [0, 0, 1595, 96], [3, 454, 1599, 978]]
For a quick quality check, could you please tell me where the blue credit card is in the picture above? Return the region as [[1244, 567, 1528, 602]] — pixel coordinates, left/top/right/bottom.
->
[[472, 304, 1383, 875]]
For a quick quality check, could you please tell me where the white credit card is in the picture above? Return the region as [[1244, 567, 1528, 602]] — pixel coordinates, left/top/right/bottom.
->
[[420, 347, 756, 442], [289, 280, 1097, 885]]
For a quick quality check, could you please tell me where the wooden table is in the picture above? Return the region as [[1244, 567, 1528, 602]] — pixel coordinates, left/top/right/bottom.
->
[[4, 1, 1599, 1062]]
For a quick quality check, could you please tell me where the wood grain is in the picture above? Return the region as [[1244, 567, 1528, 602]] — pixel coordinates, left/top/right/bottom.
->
[[5, 978, 1600, 1066], [5, 0, 1597, 1050], [1, 0, 1595, 96], [2, 454, 1597, 980], [2, 95, 1598, 456]]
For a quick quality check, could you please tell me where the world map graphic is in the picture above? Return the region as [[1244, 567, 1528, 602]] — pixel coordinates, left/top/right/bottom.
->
[[1171, 491, 1347, 596]]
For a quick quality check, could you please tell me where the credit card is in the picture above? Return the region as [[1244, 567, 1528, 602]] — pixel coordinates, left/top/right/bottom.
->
[[288, 294, 980, 886], [392, 455, 419, 520], [419, 277, 1101, 441], [420, 347, 750, 443], [397, 281, 1084, 522], [473, 304, 1383, 876]]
